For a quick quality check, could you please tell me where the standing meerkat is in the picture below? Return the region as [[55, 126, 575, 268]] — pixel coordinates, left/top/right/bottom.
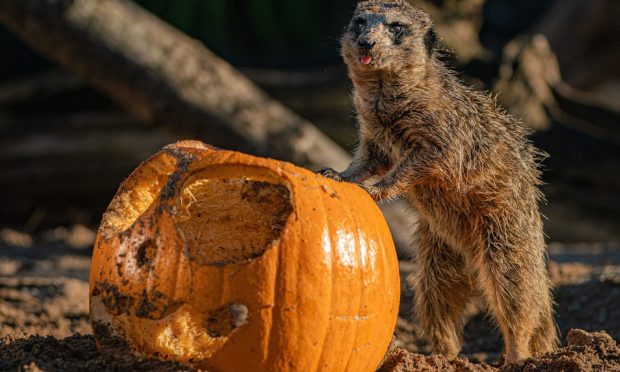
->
[[320, 0, 558, 364]]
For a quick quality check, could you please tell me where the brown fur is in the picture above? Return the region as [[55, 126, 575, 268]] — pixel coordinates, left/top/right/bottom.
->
[[320, 0, 558, 364]]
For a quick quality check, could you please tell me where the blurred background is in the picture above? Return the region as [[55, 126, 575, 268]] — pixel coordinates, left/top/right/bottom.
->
[[0, 0, 618, 242], [0, 0, 619, 364]]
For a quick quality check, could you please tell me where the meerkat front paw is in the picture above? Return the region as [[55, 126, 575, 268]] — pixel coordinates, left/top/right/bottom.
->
[[318, 167, 345, 182]]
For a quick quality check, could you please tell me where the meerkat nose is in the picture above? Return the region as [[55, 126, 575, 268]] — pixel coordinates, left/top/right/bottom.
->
[[358, 39, 375, 49], [361, 55, 373, 65]]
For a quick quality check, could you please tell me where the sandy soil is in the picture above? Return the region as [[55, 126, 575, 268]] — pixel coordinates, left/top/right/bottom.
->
[[1, 226, 619, 371]]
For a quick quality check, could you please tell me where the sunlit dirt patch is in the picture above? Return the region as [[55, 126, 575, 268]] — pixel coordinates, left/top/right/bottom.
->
[[175, 178, 293, 266]]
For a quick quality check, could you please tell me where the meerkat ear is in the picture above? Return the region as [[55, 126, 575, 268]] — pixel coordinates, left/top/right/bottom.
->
[[424, 27, 438, 55]]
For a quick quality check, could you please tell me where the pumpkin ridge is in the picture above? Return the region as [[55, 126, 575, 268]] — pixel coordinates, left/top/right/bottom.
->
[[264, 181, 289, 367], [312, 179, 335, 371], [342, 195, 366, 372], [344, 186, 364, 371], [374, 195, 399, 369], [169, 216, 184, 315], [145, 212, 180, 320], [174, 215, 192, 304], [217, 265, 226, 323], [353, 195, 386, 370]]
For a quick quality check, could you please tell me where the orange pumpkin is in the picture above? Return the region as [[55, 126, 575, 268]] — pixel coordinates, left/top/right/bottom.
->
[[89, 140, 400, 371]]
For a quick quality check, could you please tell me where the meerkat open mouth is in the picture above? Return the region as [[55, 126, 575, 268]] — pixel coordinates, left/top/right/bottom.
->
[[361, 55, 373, 65]]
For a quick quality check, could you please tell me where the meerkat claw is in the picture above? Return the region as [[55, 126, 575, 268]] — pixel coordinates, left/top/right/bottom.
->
[[318, 167, 345, 182]]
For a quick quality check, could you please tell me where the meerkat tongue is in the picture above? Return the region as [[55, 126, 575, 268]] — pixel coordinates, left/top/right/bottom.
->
[[361, 55, 373, 65]]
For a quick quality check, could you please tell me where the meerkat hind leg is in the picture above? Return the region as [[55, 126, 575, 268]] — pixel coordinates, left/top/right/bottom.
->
[[410, 221, 474, 358], [528, 275, 558, 354], [475, 243, 544, 364]]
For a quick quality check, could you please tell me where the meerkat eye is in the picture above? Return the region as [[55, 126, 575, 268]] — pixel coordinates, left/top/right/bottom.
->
[[352, 17, 366, 30], [351, 17, 366, 34], [388, 23, 403, 35], [353, 17, 366, 26]]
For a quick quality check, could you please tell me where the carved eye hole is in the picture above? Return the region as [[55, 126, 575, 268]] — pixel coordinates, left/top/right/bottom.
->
[[388, 23, 403, 35]]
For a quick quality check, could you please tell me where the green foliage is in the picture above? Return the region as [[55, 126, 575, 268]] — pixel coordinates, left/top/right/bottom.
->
[[133, 0, 355, 67]]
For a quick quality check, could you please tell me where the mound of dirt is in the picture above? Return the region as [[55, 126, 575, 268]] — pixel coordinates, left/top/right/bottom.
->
[[506, 329, 620, 372], [379, 348, 494, 371], [379, 329, 620, 372]]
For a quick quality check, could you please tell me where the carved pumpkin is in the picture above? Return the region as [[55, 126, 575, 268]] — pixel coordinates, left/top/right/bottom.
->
[[89, 140, 400, 371]]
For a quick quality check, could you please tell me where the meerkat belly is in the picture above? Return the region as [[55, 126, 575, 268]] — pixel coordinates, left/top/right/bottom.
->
[[408, 184, 479, 252]]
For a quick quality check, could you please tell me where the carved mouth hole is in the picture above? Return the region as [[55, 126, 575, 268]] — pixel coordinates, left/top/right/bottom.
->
[[175, 178, 293, 266]]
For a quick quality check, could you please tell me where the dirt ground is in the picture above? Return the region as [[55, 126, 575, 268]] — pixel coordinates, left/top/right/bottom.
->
[[1, 226, 619, 371]]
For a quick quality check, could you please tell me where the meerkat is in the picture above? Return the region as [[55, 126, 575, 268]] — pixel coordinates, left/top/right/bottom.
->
[[319, 0, 558, 364]]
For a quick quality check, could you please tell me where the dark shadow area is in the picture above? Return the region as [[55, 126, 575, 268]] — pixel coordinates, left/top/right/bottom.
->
[[0, 334, 192, 372]]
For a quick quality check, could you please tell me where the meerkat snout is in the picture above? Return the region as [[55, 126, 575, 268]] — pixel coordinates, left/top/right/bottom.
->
[[357, 38, 375, 50]]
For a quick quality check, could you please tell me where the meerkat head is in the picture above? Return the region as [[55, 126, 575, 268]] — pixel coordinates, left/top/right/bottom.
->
[[341, 0, 437, 73]]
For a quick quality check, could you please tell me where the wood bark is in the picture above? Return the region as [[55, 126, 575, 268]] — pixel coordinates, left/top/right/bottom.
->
[[0, 0, 415, 252]]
